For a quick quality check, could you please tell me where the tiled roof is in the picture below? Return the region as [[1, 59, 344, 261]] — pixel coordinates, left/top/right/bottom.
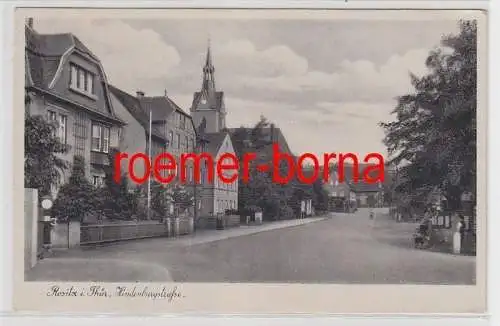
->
[[227, 126, 293, 155], [25, 25, 122, 124], [138, 95, 190, 122], [108, 85, 166, 141], [203, 132, 228, 157], [25, 26, 100, 89]]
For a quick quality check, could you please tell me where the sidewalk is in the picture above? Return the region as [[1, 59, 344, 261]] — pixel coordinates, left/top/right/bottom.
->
[[166, 216, 329, 248], [25, 256, 173, 282], [25, 215, 329, 282]]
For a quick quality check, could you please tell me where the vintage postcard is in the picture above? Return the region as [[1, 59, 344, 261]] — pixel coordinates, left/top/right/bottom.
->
[[14, 7, 487, 314]]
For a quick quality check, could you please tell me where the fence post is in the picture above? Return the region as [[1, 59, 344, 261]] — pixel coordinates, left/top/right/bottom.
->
[[189, 217, 194, 234], [165, 217, 171, 237]]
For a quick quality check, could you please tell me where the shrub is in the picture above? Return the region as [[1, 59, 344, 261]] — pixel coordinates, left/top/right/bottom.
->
[[52, 156, 98, 223]]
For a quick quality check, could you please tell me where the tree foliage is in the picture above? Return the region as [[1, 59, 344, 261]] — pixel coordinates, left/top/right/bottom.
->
[[231, 115, 326, 220], [97, 147, 140, 220], [380, 20, 476, 211], [24, 114, 69, 196], [52, 156, 96, 222]]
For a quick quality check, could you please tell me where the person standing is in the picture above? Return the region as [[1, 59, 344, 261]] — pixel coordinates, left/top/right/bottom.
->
[[452, 213, 463, 254]]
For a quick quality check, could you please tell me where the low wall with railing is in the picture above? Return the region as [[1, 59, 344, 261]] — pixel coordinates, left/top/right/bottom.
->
[[196, 215, 241, 230], [80, 217, 194, 245]]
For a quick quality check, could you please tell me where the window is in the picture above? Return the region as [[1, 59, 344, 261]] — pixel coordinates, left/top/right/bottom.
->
[[176, 133, 181, 149], [92, 175, 104, 187], [169, 131, 173, 147], [70, 63, 95, 97], [180, 115, 186, 130], [91, 122, 110, 153], [47, 110, 67, 144], [184, 136, 189, 152]]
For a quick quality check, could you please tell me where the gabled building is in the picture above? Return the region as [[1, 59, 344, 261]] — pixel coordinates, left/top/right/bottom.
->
[[326, 163, 385, 208], [24, 18, 125, 194], [196, 131, 239, 216]]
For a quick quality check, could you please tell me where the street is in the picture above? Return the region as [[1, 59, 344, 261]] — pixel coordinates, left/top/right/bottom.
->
[[26, 209, 475, 284]]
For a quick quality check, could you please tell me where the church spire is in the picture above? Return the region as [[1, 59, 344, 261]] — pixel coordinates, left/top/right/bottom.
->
[[202, 38, 216, 96]]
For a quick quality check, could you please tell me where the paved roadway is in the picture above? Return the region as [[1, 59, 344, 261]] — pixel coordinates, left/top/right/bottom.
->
[[26, 209, 475, 284]]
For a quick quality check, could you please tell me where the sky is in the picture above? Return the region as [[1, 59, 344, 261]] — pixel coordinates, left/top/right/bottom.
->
[[33, 14, 462, 161]]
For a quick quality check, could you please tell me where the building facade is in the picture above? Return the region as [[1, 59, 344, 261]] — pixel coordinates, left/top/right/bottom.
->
[[25, 19, 125, 195], [108, 85, 169, 184], [196, 132, 239, 216]]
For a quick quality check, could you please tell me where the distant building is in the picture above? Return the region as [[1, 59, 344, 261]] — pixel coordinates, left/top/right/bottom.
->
[[322, 170, 357, 212], [326, 164, 385, 208], [24, 18, 125, 196]]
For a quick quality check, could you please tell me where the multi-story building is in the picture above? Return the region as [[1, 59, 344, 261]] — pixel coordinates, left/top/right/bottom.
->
[[24, 18, 125, 195], [109, 85, 202, 216], [108, 85, 168, 183]]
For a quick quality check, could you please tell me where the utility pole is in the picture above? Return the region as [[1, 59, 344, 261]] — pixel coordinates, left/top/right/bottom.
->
[[147, 108, 152, 220]]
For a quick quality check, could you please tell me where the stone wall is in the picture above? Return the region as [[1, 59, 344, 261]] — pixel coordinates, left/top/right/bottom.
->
[[51, 221, 81, 249], [24, 188, 39, 272]]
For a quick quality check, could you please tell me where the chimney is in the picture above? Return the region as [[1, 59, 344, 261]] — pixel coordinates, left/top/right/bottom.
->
[[26, 17, 34, 29], [164, 89, 168, 97], [136, 90, 145, 98]]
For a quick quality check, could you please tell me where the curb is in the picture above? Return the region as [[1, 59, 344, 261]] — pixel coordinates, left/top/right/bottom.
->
[[177, 216, 330, 248]]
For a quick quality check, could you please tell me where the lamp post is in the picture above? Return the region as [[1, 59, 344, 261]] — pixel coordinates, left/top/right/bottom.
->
[[40, 195, 54, 248]]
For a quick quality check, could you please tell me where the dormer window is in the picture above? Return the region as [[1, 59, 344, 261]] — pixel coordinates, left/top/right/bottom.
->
[[70, 63, 95, 98]]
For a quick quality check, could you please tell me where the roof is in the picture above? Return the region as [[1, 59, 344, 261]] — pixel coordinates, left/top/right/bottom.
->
[[25, 26, 99, 89], [203, 132, 228, 156], [138, 95, 190, 122], [108, 85, 166, 141], [329, 163, 385, 193], [25, 25, 123, 124], [227, 126, 293, 155]]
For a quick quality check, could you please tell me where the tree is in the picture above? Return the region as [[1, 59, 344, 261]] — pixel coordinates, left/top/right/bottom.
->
[[98, 147, 139, 220], [170, 185, 194, 215], [380, 20, 476, 212], [232, 115, 300, 220], [52, 156, 96, 223], [24, 114, 69, 197]]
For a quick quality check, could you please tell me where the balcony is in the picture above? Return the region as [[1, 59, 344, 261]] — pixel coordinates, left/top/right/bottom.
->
[[90, 151, 110, 166]]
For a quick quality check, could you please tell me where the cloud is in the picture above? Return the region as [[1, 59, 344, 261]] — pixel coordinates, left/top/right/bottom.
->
[[221, 44, 431, 103], [213, 39, 309, 78], [33, 19, 182, 94]]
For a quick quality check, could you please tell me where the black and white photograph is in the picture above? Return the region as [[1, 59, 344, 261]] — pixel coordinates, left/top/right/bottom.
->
[[16, 8, 486, 314]]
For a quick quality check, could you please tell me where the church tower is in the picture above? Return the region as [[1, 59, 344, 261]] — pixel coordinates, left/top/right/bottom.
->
[[190, 40, 226, 134]]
